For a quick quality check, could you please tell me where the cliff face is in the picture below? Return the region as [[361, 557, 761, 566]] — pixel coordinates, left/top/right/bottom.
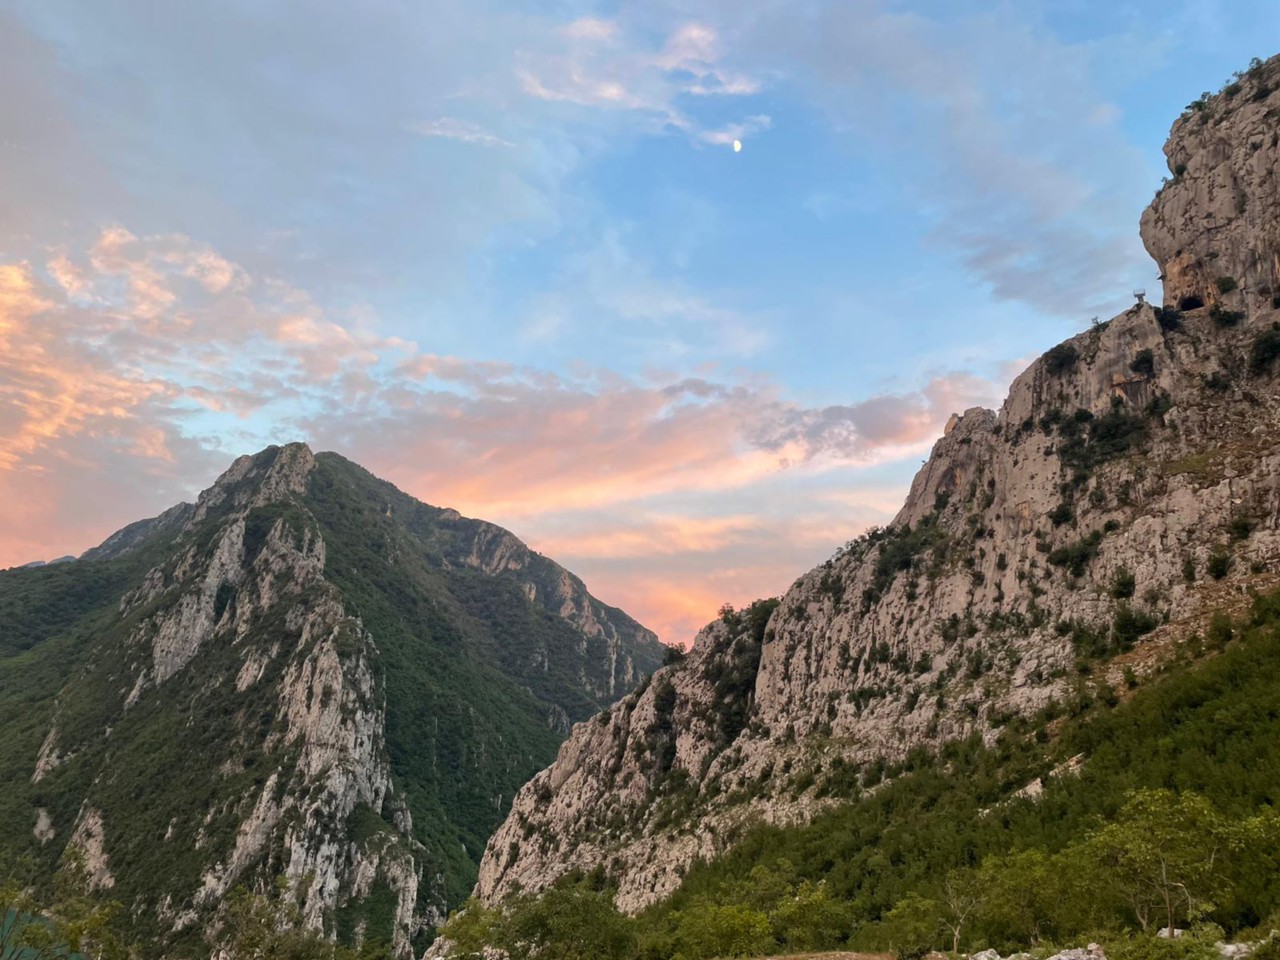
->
[[0, 444, 664, 957], [475, 55, 1280, 915], [1142, 57, 1280, 316]]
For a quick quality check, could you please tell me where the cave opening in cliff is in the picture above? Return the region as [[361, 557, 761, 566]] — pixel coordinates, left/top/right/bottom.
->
[[1178, 294, 1206, 310]]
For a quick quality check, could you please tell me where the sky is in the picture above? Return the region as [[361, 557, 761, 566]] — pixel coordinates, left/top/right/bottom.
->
[[2, 0, 1277, 645]]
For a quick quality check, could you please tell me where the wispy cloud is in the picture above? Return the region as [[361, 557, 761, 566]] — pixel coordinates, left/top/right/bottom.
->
[[405, 117, 513, 148], [0, 228, 1005, 642], [517, 18, 769, 145]]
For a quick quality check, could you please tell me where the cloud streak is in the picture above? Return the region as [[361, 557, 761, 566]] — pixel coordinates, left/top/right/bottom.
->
[[406, 118, 514, 148], [0, 228, 1004, 642]]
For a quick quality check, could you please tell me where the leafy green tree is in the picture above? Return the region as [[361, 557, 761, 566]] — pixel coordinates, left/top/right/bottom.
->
[[881, 892, 943, 960], [221, 880, 390, 960], [726, 860, 798, 913], [500, 885, 635, 960], [1086, 790, 1234, 935], [771, 879, 852, 950], [438, 898, 503, 960], [973, 849, 1058, 946], [674, 902, 773, 959], [0, 852, 130, 960]]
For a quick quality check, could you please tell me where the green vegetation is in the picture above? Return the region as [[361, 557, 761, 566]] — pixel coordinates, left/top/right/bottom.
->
[[1048, 503, 1076, 527], [1154, 306, 1182, 332], [443, 883, 637, 960], [220, 882, 392, 960], [860, 517, 951, 609], [1208, 550, 1233, 580], [1044, 343, 1080, 376], [453, 589, 1280, 960], [1129, 349, 1156, 377], [1109, 567, 1136, 599], [1250, 328, 1280, 373], [304, 454, 662, 909], [1047, 401, 1148, 475], [0, 448, 663, 955], [1, 854, 127, 960], [1215, 276, 1239, 294], [1211, 305, 1244, 327], [1048, 530, 1103, 577]]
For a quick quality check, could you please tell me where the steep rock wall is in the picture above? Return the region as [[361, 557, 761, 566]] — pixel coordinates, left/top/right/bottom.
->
[[476, 55, 1280, 915]]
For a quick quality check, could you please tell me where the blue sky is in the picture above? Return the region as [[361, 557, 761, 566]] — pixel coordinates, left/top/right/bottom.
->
[[1, 0, 1276, 642]]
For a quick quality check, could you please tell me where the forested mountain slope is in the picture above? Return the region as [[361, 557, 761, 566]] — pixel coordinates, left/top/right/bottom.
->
[[0, 443, 664, 957]]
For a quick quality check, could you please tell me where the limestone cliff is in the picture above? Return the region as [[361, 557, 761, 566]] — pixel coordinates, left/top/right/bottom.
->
[[475, 54, 1280, 914]]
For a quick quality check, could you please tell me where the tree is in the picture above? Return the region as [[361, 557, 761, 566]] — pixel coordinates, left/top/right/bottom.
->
[[882, 892, 943, 960], [220, 880, 389, 960], [0, 852, 131, 960], [674, 902, 773, 959], [438, 899, 503, 960], [940, 868, 986, 955], [974, 849, 1057, 947], [1085, 790, 1234, 935], [500, 885, 635, 960], [771, 880, 852, 951]]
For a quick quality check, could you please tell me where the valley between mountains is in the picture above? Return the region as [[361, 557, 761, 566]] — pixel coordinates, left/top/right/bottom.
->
[[6, 50, 1280, 960]]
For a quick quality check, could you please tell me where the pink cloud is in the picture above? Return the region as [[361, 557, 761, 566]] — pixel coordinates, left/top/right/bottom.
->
[[0, 227, 1010, 644]]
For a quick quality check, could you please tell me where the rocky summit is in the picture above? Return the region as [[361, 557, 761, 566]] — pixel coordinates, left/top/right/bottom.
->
[[0, 444, 665, 957], [475, 54, 1280, 915]]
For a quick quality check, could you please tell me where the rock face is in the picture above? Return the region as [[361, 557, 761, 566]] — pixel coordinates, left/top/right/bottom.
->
[[476, 55, 1280, 914], [0, 444, 664, 957], [1142, 57, 1280, 315]]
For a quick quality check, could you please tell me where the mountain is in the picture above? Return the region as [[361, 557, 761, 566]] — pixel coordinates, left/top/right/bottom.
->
[[474, 54, 1280, 915], [0, 443, 665, 956]]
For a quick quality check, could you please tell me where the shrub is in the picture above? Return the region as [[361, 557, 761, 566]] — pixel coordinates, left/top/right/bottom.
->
[[1203, 371, 1231, 393], [1229, 516, 1255, 541], [1110, 567, 1137, 599], [1130, 349, 1156, 377], [1108, 931, 1221, 960], [1155, 306, 1183, 331], [1208, 550, 1232, 580], [1211, 304, 1245, 327], [1048, 502, 1075, 527], [1113, 604, 1159, 649], [1044, 343, 1080, 376], [1049, 531, 1104, 577], [1250, 328, 1280, 373], [1207, 613, 1234, 649], [1215, 276, 1239, 294], [1147, 393, 1174, 418]]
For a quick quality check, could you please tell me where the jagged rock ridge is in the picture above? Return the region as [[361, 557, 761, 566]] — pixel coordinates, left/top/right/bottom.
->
[[475, 54, 1280, 915], [0, 444, 664, 957]]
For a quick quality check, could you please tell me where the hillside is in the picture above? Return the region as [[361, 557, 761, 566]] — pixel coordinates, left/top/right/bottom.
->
[[475, 53, 1280, 915], [0, 444, 665, 957]]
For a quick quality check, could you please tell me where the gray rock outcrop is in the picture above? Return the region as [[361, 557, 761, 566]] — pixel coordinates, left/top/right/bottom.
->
[[475, 55, 1280, 914]]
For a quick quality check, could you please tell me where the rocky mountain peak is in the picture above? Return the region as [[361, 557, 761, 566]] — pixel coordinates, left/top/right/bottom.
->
[[474, 63, 1280, 915], [2, 443, 664, 957], [190, 441, 316, 525], [1141, 53, 1280, 314]]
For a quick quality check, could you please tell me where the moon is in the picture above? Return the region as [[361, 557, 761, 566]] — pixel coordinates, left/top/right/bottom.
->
[[732, 139, 742, 153]]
